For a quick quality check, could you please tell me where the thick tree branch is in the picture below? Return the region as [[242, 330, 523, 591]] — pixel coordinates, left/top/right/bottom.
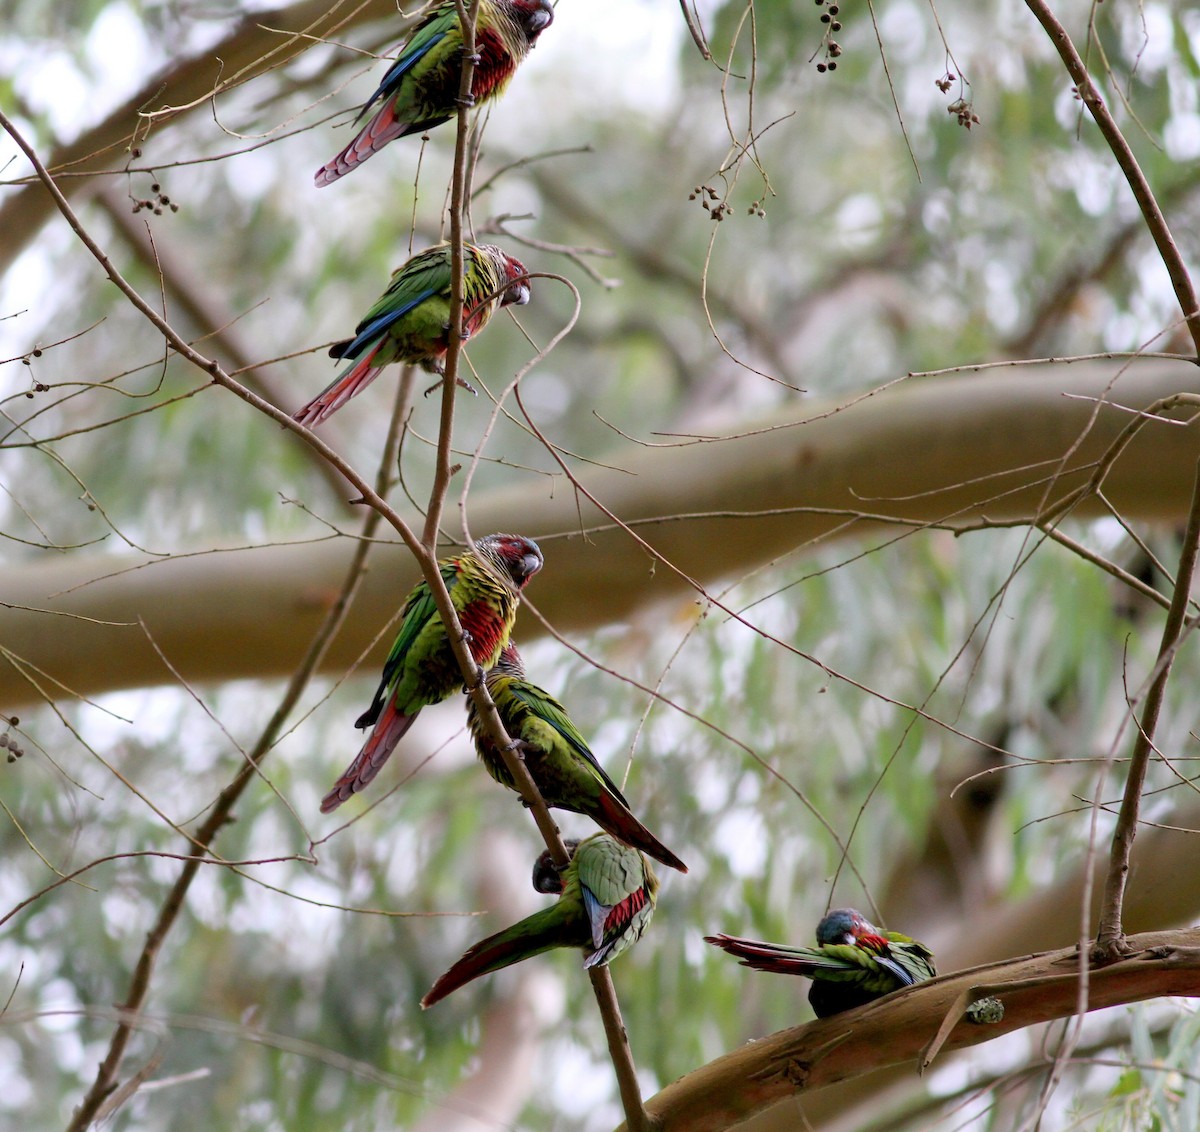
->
[[742, 790, 1200, 1131], [4, 361, 1199, 705], [618, 929, 1200, 1132]]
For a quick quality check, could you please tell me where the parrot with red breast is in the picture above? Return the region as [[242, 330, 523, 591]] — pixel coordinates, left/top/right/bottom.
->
[[320, 534, 543, 812], [315, 0, 554, 187], [294, 242, 529, 427]]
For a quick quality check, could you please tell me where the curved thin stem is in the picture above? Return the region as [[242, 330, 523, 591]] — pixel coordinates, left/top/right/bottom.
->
[[1024, 0, 1200, 356]]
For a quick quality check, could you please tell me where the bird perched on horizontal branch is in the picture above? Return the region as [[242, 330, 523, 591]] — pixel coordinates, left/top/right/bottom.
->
[[315, 0, 554, 187], [320, 534, 543, 813], [294, 242, 529, 426], [467, 644, 687, 872], [705, 907, 936, 1018], [421, 834, 659, 1007]]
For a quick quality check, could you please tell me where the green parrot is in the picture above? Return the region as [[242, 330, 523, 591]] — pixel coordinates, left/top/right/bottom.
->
[[705, 907, 937, 1017], [320, 534, 543, 813], [466, 644, 687, 872], [315, 0, 554, 187], [294, 242, 530, 426], [421, 834, 659, 1007]]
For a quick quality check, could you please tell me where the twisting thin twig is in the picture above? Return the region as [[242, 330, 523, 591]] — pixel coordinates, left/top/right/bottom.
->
[[1095, 457, 1200, 957], [1024, 0, 1200, 356], [55, 336, 406, 1132]]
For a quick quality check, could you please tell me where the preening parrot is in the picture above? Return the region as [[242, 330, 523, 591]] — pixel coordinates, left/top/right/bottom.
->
[[467, 645, 687, 872], [705, 907, 936, 1018], [421, 834, 659, 1007]]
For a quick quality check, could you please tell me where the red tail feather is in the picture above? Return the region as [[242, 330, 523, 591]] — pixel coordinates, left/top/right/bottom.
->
[[294, 349, 385, 427], [421, 907, 566, 1008], [593, 790, 688, 873], [705, 934, 820, 976], [314, 104, 407, 188], [320, 700, 418, 813]]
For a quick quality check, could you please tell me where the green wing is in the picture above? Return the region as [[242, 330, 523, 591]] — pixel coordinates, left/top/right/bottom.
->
[[362, 246, 453, 325], [884, 933, 937, 984], [356, 559, 461, 727], [573, 835, 657, 965], [574, 835, 643, 908], [508, 680, 632, 807]]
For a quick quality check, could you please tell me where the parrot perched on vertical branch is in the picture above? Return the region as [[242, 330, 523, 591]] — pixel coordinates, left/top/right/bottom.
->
[[320, 534, 543, 813], [705, 908, 937, 1018], [315, 0, 555, 187], [294, 242, 530, 427], [421, 834, 659, 1008], [466, 645, 688, 873]]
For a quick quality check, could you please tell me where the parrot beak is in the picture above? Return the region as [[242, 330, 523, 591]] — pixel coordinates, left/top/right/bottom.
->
[[503, 280, 531, 308], [520, 550, 543, 580]]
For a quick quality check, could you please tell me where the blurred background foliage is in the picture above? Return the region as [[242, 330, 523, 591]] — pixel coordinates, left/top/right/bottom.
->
[[3, 0, 1200, 1128]]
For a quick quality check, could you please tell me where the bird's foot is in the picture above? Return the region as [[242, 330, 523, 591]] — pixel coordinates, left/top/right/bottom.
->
[[423, 375, 477, 397]]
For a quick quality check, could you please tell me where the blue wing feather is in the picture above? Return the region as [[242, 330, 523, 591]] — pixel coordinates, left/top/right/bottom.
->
[[356, 22, 453, 121], [343, 289, 438, 355]]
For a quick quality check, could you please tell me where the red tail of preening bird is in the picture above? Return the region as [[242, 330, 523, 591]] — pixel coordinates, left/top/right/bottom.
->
[[592, 790, 688, 874], [320, 701, 419, 813], [294, 349, 387, 428], [420, 905, 566, 1008], [704, 934, 826, 976]]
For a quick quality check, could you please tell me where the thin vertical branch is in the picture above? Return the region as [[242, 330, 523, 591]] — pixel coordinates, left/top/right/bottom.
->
[[1024, 0, 1200, 356], [677, 0, 712, 61], [1095, 456, 1200, 957], [590, 967, 657, 1132], [5, 45, 654, 1132], [422, 0, 480, 550]]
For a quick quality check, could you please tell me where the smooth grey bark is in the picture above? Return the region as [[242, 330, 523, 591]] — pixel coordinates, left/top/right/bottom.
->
[[3, 360, 1198, 706]]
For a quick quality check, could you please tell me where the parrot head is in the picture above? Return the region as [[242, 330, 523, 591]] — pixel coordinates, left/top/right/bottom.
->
[[480, 245, 532, 309], [815, 908, 879, 947], [492, 643, 525, 678], [510, 0, 555, 42], [475, 533, 543, 589], [531, 839, 582, 894], [500, 255, 531, 308]]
